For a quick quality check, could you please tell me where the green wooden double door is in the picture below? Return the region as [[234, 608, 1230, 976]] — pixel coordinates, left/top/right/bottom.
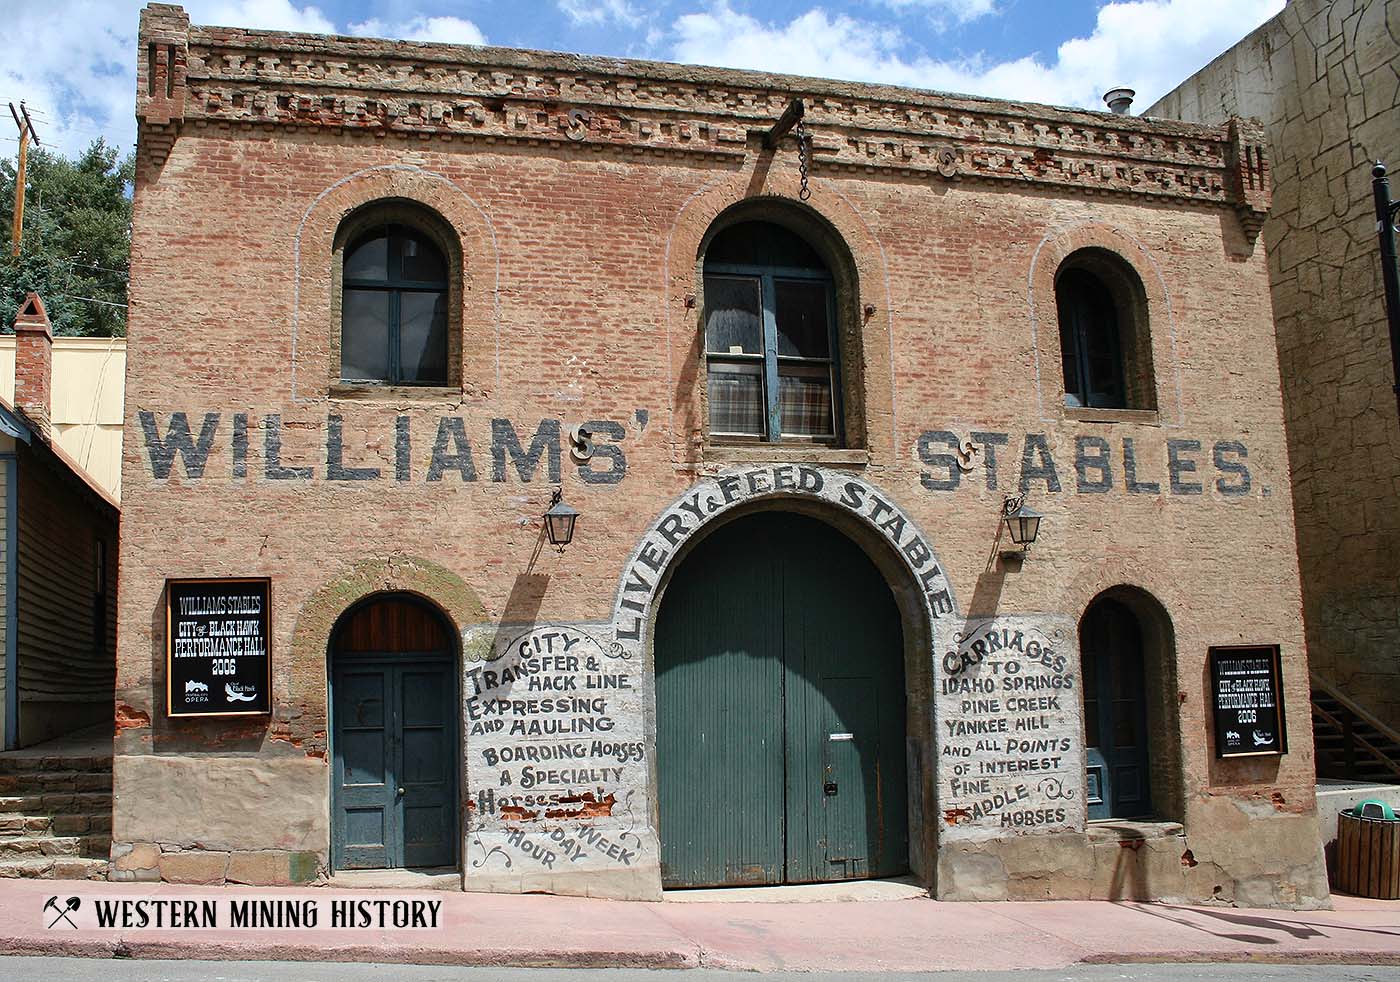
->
[[331, 596, 459, 871], [656, 512, 909, 888]]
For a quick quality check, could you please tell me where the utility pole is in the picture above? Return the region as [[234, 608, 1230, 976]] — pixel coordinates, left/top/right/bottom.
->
[[1374, 162, 1400, 420], [8, 101, 40, 258]]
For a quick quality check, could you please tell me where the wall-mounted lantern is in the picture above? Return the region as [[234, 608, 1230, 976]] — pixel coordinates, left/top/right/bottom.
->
[[544, 488, 579, 552], [1001, 494, 1043, 553]]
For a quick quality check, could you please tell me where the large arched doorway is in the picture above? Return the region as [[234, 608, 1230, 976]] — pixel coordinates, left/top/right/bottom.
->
[[329, 593, 459, 871], [655, 511, 908, 887]]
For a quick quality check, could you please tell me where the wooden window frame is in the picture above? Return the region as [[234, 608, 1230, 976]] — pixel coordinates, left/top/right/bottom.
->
[[704, 262, 843, 445], [341, 223, 450, 387]]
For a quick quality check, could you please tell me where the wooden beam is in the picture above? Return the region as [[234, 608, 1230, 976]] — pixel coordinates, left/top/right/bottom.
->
[[763, 98, 805, 150], [9, 104, 28, 258]]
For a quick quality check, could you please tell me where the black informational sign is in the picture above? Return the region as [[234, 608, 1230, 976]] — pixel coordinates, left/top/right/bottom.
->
[[1209, 645, 1287, 758], [166, 578, 271, 718]]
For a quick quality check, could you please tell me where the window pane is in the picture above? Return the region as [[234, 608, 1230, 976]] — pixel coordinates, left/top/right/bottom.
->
[[341, 289, 391, 382], [706, 221, 826, 270], [705, 275, 762, 355], [708, 360, 765, 436], [399, 231, 447, 284], [778, 366, 834, 438], [399, 291, 448, 384], [345, 233, 389, 282], [1084, 316, 1125, 408], [775, 280, 831, 358]]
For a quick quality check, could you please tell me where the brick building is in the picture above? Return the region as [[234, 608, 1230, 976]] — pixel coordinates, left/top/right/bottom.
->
[[1149, 0, 1400, 785], [114, 3, 1327, 905]]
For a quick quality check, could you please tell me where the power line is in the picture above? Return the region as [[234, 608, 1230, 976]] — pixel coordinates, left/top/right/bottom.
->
[[62, 258, 128, 278], [60, 294, 126, 309]]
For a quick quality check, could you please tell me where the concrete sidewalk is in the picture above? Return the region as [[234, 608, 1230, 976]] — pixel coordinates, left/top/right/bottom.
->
[[0, 879, 1397, 972]]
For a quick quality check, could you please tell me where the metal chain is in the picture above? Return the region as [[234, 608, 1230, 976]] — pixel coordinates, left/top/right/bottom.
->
[[796, 118, 811, 201]]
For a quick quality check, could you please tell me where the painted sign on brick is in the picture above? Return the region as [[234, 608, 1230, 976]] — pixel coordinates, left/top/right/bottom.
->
[[463, 624, 652, 882], [137, 412, 628, 485], [918, 429, 1256, 499], [938, 617, 1084, 836]]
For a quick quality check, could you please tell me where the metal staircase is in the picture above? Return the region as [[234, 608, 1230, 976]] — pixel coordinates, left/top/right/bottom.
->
[[1311, 673, 1400, 783]]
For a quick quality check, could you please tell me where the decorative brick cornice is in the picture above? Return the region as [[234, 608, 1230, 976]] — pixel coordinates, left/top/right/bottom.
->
[[136, 4, 1270, 216]]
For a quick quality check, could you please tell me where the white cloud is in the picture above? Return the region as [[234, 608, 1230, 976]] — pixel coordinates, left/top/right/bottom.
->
[[0, 1, 141, 158], [0, 2, 489, 160], [558, 0, 642, 28], [870, 0, 997, 24], [195, 0, 335, 34], [669, 0, 1286, 112], [349, 16, 487, 46]]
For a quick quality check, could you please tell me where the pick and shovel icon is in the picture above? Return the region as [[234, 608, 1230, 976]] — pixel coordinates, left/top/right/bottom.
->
[[44, 896, 80, 929]]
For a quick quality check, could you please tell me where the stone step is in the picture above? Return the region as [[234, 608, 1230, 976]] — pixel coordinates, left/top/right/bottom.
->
[[0, 792, 112, 816], [0, 856, 109, 880], [0, 755, 112, 776], [0, 835, 109, 859], [0, 772, 113, 795], [0, 814, 111, 836]]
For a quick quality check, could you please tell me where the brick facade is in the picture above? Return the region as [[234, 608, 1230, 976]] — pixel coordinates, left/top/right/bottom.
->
[[114, 3, 1327, 906]]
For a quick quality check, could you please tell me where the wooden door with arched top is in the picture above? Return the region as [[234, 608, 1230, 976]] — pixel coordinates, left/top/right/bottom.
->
[[331, 594, 458, 870], [1081, 596, 1151, 820]]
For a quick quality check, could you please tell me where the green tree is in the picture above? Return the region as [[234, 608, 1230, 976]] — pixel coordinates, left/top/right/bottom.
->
[[0, 139, 133, 337]]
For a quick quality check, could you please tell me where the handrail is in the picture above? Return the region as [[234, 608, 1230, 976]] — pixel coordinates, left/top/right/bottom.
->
[[1311, 672, 1400, 747], [1312, 700, 1400, 779]]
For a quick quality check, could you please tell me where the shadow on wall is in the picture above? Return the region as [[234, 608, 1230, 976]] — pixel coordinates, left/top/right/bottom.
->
[[965, 512, 1017, 618], [1105, 833, 1150, 901], [487, 571, 551, 660]]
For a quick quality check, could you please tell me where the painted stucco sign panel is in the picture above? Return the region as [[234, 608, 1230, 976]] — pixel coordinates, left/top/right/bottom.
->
[[939, 616, 1084, 838], [462, 623, 654, 891]]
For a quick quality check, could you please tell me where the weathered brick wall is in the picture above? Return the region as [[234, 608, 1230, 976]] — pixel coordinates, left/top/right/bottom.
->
[[112, 4, 1326, 905], [1149, 0, 1400, 729]]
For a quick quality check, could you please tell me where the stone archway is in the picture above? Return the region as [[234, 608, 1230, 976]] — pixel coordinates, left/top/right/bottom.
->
[[611, 465, 957, 891]]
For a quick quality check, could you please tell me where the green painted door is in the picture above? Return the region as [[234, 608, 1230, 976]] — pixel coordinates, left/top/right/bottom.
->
[[333, 659, 457, 870], [656, 512, 907, 887]]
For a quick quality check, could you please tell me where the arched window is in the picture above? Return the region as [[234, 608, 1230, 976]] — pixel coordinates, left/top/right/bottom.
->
[[340, 221, 449, 385], [1055, 250, 1154, 410], [703, 221, 841, 443]]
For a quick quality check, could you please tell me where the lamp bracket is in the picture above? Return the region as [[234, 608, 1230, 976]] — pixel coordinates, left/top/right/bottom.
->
[[1001, 493, 1026, 518]]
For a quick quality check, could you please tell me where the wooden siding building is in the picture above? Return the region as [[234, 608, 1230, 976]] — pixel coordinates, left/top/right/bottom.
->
[[0, 295, 119, 750]]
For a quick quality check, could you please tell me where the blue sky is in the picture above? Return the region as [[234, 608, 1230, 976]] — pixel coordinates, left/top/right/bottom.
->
[[3, 0, 1284, 159]]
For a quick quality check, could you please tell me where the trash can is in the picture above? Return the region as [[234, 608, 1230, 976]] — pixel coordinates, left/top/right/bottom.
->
[[1335, 804, 1400, 899]]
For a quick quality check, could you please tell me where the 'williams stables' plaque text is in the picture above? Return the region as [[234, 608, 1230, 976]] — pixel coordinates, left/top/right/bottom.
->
[[166, 578, 272, 717]]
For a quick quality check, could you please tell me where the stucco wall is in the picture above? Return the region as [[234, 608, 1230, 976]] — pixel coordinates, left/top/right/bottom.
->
[[0, 336, 126, 500], [1148, 0, 1400, 729]]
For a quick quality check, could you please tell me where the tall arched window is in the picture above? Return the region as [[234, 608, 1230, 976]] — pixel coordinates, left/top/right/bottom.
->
[[703, 221, 841, 443], [341, 222, 449, 385], [1055, 250, 1154, 411]]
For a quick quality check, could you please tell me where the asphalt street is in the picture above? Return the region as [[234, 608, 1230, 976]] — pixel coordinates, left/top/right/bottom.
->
[[1, 960, 1399, 982]]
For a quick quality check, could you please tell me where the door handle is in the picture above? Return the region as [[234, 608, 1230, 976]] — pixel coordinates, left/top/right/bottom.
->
[[397, 787, 406, 796]]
